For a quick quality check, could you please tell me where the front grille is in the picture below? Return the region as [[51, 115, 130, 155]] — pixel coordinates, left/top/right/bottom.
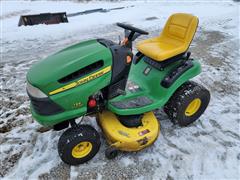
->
[[28, 92, 64, 115]]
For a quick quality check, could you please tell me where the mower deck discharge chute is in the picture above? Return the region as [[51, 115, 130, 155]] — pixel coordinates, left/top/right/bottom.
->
[[26, 13, 210, 165], [98, 111, 159, 153]]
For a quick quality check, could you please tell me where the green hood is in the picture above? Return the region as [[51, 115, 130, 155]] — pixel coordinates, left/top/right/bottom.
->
[[27, 39, 111, 94]]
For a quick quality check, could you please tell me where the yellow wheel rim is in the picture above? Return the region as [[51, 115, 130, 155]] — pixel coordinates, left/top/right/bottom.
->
[[185, 98, 201, 116], [71, 141, 92, 158]]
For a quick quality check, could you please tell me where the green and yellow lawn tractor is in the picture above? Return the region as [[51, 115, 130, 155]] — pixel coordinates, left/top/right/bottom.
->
[[26, 13, 210, 165]]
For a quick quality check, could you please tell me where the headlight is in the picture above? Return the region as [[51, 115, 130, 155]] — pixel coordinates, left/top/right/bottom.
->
[[26, 82, 47, 98]]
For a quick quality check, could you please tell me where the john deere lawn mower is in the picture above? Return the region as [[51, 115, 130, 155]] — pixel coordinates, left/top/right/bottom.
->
[[26, 13, 210, 165]]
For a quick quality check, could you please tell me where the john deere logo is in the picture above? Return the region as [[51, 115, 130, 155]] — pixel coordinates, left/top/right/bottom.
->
[[76, 71, 105, 86], [49, 66, 111, 95]]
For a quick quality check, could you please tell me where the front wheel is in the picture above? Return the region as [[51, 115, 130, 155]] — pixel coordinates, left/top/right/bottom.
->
[[164, 81, 210, 126], [58, 125, 101, 165]]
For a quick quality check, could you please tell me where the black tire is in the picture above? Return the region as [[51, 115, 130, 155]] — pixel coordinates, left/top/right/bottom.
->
[[118, 114, 143, 128], [58, 125, 101, 165], [105, 147, 118, 159], [164, 81, 210, 126], [53, 120, 69, 131]]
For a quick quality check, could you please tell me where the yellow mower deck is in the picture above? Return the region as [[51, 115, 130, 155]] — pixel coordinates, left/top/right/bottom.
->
[[98, 111, 160, 151]]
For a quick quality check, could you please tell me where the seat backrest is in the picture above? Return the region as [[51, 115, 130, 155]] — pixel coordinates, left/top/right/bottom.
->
[[160, 13, 199, 49]]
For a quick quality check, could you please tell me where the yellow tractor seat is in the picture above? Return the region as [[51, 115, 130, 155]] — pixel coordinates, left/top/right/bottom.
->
[[137, 13, 199, 62]]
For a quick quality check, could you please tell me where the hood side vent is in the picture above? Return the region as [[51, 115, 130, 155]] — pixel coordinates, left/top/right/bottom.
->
[[58, 60, 104, 84]]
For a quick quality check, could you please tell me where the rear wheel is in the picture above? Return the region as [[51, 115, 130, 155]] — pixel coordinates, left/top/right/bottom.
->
[[58, 125, 100, 165], [164, 81, 210, 126]]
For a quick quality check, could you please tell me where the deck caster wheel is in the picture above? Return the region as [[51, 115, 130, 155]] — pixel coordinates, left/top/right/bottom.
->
[[58, 125, 100, 165], [164, 81, 210, 126], [105, 147, 118, 159]]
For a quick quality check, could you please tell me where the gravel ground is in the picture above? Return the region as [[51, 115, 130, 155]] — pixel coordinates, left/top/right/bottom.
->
[[1, 8, 240, 180]]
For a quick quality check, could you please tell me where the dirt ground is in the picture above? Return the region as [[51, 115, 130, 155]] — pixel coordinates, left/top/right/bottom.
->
[[1, 21, 240, 179]]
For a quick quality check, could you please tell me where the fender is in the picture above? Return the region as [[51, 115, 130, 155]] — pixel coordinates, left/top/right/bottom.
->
[[107, 58, 201, 115]]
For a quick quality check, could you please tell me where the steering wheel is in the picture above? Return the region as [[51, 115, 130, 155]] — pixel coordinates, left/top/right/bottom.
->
[[116, 23, 149, 35]]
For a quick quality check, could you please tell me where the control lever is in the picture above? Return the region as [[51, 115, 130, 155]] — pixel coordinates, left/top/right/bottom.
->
[[118, 35, 121, 45], [185, 52, 191, 60]]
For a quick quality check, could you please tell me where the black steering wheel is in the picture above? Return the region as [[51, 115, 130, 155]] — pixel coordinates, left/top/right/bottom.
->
[[116, 23, 149, 35]]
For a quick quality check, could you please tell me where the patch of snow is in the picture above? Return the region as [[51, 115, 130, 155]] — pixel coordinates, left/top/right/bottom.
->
[[1, 0, 239, 43], [120, 156, 134, 166], [1, 0, 239, 179]]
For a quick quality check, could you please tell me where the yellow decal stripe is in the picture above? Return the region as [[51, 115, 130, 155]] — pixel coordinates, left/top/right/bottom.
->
[[49, 66, 111, 95]]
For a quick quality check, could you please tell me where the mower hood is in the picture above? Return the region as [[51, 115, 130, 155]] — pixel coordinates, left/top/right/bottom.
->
[[27, 39, 111, 95]]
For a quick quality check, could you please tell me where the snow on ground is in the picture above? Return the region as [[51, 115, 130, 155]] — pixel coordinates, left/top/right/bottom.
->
[[0, 0, 240, 179]]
